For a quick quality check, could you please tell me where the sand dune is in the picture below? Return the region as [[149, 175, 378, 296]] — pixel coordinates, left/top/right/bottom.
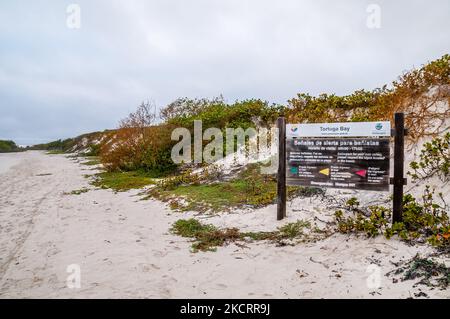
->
[[0, 151, 447, 298]]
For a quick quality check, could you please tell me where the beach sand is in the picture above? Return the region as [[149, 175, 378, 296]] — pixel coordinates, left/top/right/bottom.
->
[[0, 151, 447, 298], [0, 153, 25, 175]]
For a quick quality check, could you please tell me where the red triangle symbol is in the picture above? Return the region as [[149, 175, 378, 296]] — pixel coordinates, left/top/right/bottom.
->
[[355, 169, 367, 177]]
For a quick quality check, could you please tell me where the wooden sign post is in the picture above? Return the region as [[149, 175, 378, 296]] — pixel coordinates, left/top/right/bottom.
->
[[277, 114, 407, 223], [392, 112, 406, 223], [276, 117, 286, 221]]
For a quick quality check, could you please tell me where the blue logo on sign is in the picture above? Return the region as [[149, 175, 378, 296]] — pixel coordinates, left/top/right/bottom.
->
[[291, 127, 298, 133], [375, 123, 383, 130]]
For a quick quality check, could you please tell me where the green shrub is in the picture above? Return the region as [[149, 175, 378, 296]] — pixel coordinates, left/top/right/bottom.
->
[[165, 98, 282, 130], [0, 140, 22, 153], [335, 187, 450, 247], [335, 205, 390, 238], [409, 132, 450, 182], [277, 220, 311, 239], [85, 144, 101, 156]]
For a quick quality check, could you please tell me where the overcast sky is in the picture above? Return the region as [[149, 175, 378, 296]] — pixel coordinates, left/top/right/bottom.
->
[[0, 0, 449, 145]]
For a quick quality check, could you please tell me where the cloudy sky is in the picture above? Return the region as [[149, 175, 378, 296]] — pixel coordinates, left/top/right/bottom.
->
[[0, 0, 449, 145]]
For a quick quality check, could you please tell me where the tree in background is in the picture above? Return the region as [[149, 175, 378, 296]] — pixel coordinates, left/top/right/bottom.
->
[[101, 101, 176, 174], [120, 100, 157, 146], [0, 140, 21, 153]]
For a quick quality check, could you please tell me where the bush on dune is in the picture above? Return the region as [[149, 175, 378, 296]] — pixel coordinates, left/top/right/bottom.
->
[[100, 98, 283, 174], [287, 54, 450, 143], [409, 132, 450, 182], [164, 96, 283, 130], [0, 140, 22, 153], [100, 101, 177, 175]]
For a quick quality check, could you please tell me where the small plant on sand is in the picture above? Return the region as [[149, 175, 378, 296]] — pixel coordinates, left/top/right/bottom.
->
[[388, 254, 450, 289], [65, 188, 90, 195], [171, 219, 240, 252], [243, 220, 314, 242], [172, 218, 327, 252], [335, 187, 450, 248], [277, 220, 311, 239]]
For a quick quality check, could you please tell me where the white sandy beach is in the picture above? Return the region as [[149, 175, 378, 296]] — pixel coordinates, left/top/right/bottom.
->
[[0, 151, 448, 298]]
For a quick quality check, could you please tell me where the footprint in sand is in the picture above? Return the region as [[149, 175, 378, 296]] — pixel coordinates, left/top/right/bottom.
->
[[215, 283, 227, 289], [47, 274, 59, 285], [152, 250, 168, 258], [138, 263, 160, 272], [46, 247, 61, 257]]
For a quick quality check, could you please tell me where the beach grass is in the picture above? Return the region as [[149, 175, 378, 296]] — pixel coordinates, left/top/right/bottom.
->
[[91, 170, 157, 191], [46, 150, 66, 155], [81, 157, 101, 166]]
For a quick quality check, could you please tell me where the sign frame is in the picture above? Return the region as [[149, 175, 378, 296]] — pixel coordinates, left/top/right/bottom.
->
[[286, 121, 391, 138], [286, 137, 391, 191], [276, 115, 407, 223]]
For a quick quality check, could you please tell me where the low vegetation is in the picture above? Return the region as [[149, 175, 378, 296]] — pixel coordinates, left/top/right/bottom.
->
[[91, 170, 157, 192], [335, 133, 450, 250], [334, 186, 450, 248], [171, 219, 241, 252], [388, 254, 450, 289], [171, 218, 328, 252], [46, 150, 66, 155]]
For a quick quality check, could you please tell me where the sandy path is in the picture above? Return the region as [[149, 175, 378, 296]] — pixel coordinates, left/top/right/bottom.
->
[[0, 152, 447, 298]]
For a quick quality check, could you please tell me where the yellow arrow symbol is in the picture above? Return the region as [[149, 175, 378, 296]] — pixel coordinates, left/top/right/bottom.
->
[[319, 168, 330, 176]]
